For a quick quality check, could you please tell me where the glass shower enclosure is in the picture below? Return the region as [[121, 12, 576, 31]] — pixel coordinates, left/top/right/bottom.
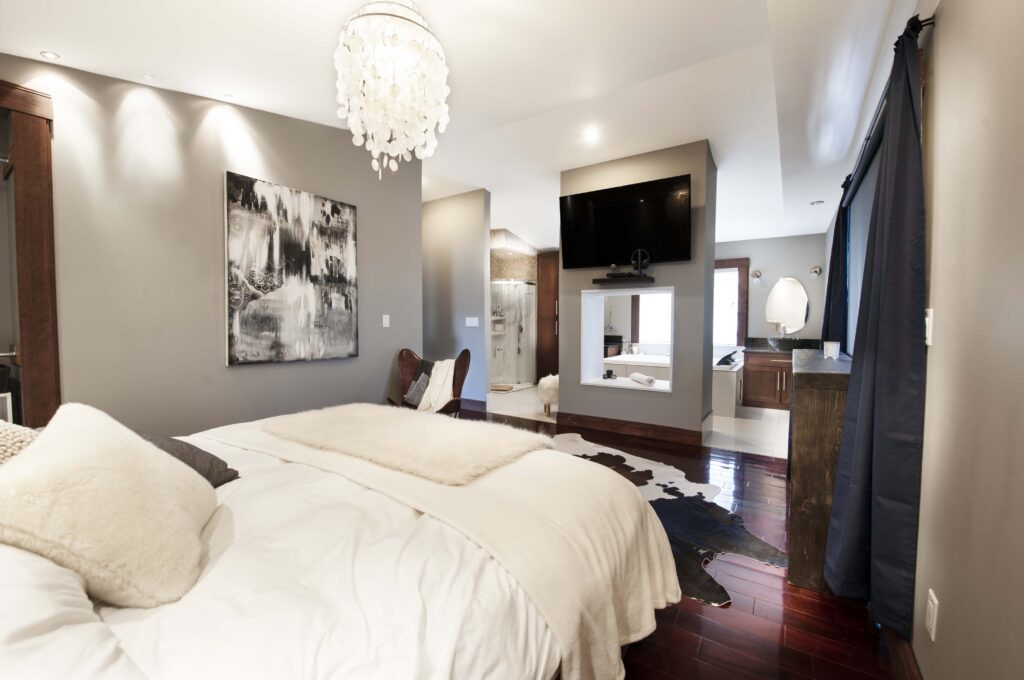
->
[[489, 281, 536, 386]]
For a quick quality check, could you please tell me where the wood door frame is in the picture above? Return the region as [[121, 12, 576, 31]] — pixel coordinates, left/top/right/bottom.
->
[[715, 257, 750, 345], [1, 80, 60, 427]]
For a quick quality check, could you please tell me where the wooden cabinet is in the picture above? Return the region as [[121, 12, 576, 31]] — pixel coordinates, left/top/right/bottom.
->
[[742, 351, 792, 410], [787, 350, 852, 591], [535, 251, 560, 379]]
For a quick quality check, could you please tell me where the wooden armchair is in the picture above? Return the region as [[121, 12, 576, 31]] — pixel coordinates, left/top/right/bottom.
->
[[387, 348, 471, 417]]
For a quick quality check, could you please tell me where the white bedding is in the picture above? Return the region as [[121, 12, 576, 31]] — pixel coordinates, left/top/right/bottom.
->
[[0, 438, 559, 680]]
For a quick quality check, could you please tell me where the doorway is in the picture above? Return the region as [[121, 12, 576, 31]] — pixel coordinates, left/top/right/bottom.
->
[[1, 81, 60, 427]]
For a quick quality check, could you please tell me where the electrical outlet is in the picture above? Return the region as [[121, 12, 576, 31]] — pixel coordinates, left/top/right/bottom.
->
[[465, 317, 479, 327], [382, 314, 390, 328], [925, 589, 939, 642], [925, 308, 934, 346]]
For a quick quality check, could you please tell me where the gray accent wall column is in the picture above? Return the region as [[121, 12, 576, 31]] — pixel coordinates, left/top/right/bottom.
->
[[558, 141, 716, 433], [0, 52, 424, 435], [421, 189, 491, 402]]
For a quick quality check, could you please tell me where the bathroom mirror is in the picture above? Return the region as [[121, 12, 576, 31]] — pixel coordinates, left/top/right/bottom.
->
[[580, 287, 673, 392], [765, 277, 809, 334]]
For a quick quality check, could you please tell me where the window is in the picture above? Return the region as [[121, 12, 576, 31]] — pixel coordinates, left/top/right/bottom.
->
[[846, 151, 880, 353], [713, 268, 739, 345], [713, 258, 749, 345], [638, 293, 672, 345]]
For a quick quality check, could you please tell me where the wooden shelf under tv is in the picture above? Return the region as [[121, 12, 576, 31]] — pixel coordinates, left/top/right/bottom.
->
[[591, 275, 655, 286]]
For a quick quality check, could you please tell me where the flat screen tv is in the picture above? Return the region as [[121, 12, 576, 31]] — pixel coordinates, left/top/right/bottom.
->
[[559, 174, 691, 269]]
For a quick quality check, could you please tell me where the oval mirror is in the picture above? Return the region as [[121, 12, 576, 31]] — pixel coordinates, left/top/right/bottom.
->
[[765, 277, 809, 335]]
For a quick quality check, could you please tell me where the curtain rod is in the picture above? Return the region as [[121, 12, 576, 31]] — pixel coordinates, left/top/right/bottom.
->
[[841, 14, 935, 207]]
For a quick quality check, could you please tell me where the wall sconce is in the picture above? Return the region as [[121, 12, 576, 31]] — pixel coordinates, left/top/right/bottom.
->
[[750, 269, 762, 281], [810, 266, 823, 279]]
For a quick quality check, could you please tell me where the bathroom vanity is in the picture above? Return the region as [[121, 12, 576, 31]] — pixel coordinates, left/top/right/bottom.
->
[[741, 338, 822, 410]]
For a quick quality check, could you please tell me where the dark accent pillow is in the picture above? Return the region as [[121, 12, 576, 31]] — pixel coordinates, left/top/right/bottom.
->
[[403, 372, 431, 407], [137, 432, 239, 488]]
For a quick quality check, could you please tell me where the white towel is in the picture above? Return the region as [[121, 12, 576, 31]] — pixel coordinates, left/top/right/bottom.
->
[[418, 359, 455, 412], [629, 372, 655, 387]]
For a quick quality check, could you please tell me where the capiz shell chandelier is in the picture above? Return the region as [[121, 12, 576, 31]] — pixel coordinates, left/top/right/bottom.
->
[[335, 0, 450, 178]]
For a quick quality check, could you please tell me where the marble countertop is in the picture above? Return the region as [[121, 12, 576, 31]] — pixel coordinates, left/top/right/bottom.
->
[[792, 348, 852, 390], [744, 338, 823, 354]]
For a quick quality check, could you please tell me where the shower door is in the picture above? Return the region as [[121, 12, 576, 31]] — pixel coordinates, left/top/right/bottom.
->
[[489, 281, 536, 386]]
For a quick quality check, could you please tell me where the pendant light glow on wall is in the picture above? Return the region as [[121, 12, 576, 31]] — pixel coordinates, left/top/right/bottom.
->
[[335, 0, 450, 178]]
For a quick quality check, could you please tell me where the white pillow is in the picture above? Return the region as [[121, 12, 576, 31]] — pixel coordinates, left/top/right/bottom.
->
[[0, 403, 216, 608]]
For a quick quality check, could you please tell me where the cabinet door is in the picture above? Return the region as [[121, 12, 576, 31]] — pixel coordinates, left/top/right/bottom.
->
[[742, 366, 781, 408], [535, 251, 560, 379], [780, 367, 793, 408]]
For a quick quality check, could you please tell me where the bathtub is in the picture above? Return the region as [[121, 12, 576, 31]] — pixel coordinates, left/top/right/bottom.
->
[[602, 353, 671, 381]]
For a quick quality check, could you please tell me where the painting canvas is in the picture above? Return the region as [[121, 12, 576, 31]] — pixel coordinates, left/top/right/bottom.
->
[[225, 171, 357, 365]]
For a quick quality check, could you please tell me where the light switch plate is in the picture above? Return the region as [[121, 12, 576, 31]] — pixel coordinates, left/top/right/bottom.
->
[[465, 317, 479, 327], [925, 589, 939, 642], [382, 314, 390, 328], [924, 308, 934, 346]]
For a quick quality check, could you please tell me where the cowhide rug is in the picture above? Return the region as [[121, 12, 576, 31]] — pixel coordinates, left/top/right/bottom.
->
[[552, 433, 788, 607]]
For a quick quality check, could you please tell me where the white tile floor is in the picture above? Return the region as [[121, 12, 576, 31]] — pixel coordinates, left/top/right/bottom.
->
[[487, 389, 789, 459], [486, 385, 556, 423], [705, 406, 790, 459]]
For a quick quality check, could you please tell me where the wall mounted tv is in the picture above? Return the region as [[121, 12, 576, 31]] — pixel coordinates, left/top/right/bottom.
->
[[559, 174, 692, 269]]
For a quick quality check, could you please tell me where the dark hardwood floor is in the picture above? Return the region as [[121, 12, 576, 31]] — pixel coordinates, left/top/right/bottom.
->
[[463, 408, 893, 680]]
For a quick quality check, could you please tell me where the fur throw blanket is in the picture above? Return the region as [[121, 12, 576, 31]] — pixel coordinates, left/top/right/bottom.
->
[[263, 403, 552, 485]]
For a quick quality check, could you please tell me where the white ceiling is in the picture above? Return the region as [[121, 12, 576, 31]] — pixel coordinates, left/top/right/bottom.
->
[[0, 0, 923, 247]]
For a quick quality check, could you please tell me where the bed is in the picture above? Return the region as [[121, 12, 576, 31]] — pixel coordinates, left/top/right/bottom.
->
[[0, 406, 679, 680]]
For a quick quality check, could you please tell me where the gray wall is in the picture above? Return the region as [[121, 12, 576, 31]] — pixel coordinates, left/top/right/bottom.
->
[[0, 53, 423, 435], [421, 189, 490, 402], [559, 141, 716, 431], [716, 234, 826, 340], [913, 1, 1024, 677]]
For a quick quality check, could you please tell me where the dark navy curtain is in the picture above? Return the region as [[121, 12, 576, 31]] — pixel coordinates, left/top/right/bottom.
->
[[824, 20, 928, 638], [821, 177, 851, 353]]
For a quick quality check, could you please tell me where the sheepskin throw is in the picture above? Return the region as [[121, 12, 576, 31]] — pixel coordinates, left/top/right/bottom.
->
[[417, 359, 455, 412], [0, 404, 217, 608], [0, 420, 37, 465], [263, 403, 553, 485]]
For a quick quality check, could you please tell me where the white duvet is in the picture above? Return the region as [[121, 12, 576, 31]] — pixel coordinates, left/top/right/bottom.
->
[[0, 438, 559, 680]]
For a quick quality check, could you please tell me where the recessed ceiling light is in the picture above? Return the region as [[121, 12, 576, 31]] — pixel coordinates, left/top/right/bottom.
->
[[39, 51, 61, 61], [582, 124, 601, 145], [143, 74, 156, 81], [810, 200, 825, 206]]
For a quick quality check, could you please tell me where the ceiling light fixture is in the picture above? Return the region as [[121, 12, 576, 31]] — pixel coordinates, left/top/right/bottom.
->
[[39, 51, 61, 60], [810, 200, 825, 206], [582, 124, 601, 145], [143, 74, 156, 81], [335, 0, 450, 179]]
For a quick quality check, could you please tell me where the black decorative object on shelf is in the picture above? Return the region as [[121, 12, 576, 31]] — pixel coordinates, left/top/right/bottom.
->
[[592, 247, 656, 285], [631, 248, 650, 275]]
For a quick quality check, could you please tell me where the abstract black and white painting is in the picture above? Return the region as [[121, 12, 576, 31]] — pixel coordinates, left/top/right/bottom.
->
[[225, 171, 357, 365]]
